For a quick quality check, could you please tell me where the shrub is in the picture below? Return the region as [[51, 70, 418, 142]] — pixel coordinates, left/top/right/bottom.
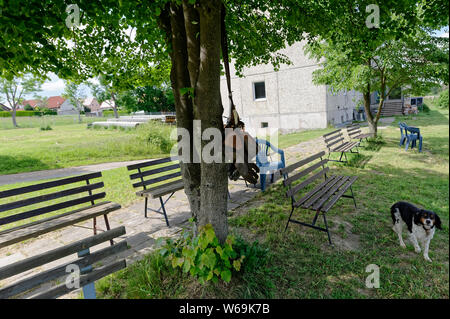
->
[[158, 224, 247, 284], [102, 110, 130, 117], [40, 125, 52, 131], [0, 110, 41, 117], [24, 104, 34, 111], [437, 89, 449, 109], [136, 122, 175, 154]]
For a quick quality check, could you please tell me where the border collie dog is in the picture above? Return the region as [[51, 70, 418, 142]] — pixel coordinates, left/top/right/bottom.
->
[[391, 201, 441, 262]]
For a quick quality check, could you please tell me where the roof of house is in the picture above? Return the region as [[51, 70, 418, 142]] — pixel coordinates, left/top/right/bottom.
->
[[83, 97, 99, 106], [47, 96, 66, 109], [100, 100, 115, 109], [21, 99, 41, 108]]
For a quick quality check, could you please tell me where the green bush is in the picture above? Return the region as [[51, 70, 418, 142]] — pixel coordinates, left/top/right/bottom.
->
[[437, 89, 449, 109], [102, 110, 130, 117], [136, 122, 175, 154], [158, 224, 246, 284], [40, 125, 53, 131], [0, 110, 42, 117]]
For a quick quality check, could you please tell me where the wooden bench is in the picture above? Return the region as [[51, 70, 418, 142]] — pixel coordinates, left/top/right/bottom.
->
[[323, 129, 359, 163], [346, 124, 373, 144], [280, 151, 358, 244], [0, 172, 121, 250], [0, 226, 128, 299], [127, 157, 183, 227]]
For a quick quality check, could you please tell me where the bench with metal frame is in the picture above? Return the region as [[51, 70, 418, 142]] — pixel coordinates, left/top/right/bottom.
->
[[280, 151, 358, 245], [0, 226, 128, 299], [346, 124, 373, 145], [323, 129, 359, 163], [0, 172, 121, 250], [127, 157, 184, 227]]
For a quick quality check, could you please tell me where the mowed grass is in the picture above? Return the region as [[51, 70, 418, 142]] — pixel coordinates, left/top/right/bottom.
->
[[0, 119, 175, 174], [97, 102, 448, 299], [0, 115, 110, 130]]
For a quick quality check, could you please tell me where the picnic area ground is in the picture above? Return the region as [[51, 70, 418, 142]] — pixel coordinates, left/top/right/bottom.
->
[[0, 101, 448, 298]]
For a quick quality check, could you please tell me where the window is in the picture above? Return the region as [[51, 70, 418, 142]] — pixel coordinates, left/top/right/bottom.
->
[[253, 81, 266, 100], [261, 122, 268, 128]]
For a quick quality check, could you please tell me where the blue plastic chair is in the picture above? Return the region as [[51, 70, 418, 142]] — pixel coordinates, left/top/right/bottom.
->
[[405, 126, 423, 152], [255, 139, 286, 191], [398, 122, 408, 146]]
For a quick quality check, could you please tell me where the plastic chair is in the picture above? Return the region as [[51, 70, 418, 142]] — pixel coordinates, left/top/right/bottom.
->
[[405, 126, 423, 152], [255, 139, 286, 191], [398, 122, 408, 146]]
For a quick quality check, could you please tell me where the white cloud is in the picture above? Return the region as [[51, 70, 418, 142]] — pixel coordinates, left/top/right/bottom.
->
[[42, 79, 65, 92]]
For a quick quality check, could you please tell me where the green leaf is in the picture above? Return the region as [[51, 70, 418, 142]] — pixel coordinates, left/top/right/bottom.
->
[[220, 269, 232, 283], [233, 260, 241, 271]]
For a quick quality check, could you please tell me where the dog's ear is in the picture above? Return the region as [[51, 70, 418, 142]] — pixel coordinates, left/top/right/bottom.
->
[[414, 210, 422, 225], [434, 213, 442, 230]]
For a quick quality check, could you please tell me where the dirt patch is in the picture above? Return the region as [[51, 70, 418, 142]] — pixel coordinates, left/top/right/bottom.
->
[[329, 217, 361, 252]]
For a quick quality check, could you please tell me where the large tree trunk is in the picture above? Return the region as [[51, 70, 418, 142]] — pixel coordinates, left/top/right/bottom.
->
[[363, 88, 378, 137], [160, 0, 228, 242], [196, 1, 228, 242]]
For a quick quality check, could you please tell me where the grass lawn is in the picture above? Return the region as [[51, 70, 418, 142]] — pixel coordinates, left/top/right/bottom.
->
[[96, 103, 449, 299], [0, 118, 174, 175]]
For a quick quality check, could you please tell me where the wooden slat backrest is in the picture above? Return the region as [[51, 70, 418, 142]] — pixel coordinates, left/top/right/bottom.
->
[[0, 173, 106, 228], [347, 125, 361, 137], [0, 226, 127, 299], [282, 152, 328, 201], [323, 129, 344, 149], [127, 156, 181, 190]]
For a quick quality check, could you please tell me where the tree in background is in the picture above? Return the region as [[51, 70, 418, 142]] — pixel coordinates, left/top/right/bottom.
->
[[306, 31, 449, 135], [62, 81, 86, 123], [89, 75, 121, 118], [0, 75, 43, 127]]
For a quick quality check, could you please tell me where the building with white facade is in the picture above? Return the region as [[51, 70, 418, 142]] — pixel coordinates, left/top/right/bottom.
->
[[220, 42, 363, 134]]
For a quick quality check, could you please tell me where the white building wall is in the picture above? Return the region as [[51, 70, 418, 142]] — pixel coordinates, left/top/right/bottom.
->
[[220, 42, 361, 133]]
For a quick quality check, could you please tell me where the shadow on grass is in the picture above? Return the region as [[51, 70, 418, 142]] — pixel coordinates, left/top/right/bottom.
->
[[0, 155, 56, 175]]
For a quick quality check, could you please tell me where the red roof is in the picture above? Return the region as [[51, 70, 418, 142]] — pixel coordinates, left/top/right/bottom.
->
[[21, 99, 40, 108], [47, 96, 66, 109]]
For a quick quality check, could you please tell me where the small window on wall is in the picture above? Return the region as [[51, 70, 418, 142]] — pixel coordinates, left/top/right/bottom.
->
[[261, 122, 268, 128], [253, 81, 266, 100]]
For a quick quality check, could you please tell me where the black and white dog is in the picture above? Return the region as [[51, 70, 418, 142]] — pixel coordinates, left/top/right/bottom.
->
[[391, 201, 442, 262]]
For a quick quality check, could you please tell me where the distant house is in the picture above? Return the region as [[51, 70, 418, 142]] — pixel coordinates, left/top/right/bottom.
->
[[83, 97, 101, 112], [20, 99, 41, 109], [57, 99, 79, 115], [99, 99, 115, 111], [47, 96, 66, 110]]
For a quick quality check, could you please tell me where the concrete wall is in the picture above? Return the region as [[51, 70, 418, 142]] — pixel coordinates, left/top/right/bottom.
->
[[326, 87, 363, 125], [220, 42, 350, 134]]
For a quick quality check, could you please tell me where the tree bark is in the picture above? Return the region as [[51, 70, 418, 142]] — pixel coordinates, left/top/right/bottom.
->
[[363, 88, 377, 137], [11, 106, 18, 128], [196, 1, 228, 243], [160, 1, 228, 242], [111, 92, 119, 119]]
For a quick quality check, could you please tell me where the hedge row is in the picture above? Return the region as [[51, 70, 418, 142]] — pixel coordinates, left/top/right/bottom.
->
[[0, 110, 57, 117], [102, 110, 130, 117]]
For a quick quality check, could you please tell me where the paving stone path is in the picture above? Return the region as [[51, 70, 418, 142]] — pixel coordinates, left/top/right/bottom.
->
[[0, 122, 386, 298]]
